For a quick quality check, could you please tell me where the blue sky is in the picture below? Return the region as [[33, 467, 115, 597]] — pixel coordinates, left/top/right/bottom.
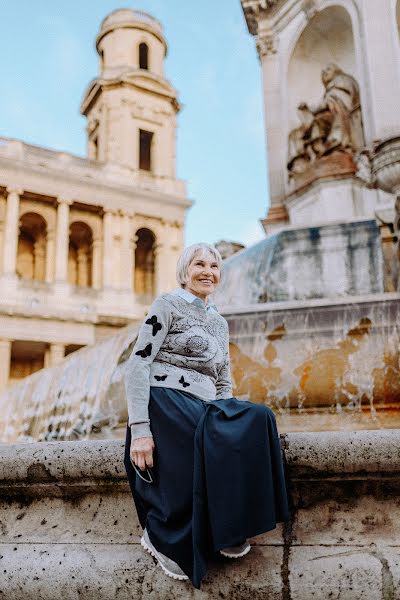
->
[[0, 1, 269, 247]]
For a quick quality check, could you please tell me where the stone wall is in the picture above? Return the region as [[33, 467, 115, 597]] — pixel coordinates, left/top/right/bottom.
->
[[1, 430, 399, 599]]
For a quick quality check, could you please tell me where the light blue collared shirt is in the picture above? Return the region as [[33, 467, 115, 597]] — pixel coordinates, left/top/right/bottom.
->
[[171, 287, 218, 312]]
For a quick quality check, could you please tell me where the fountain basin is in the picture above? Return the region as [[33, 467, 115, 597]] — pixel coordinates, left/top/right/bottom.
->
[[0, 292, 399, 443], [372, 137, 400, 196], [0, 431, 399, 599]]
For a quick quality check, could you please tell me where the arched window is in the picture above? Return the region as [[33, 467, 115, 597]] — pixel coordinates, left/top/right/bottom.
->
[[139, 42, 149, 70], [17, 212, 47, 281], [68, 221, 93, 287], [134, 228, 155, 301]]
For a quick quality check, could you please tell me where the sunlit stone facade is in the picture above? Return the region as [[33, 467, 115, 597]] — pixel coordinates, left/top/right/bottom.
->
[[241, 0, 400, 245], [0, 9, 191, 391]]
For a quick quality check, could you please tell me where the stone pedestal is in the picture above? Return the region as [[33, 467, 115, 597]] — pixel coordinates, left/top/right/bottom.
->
[[286, 178, 378, 227]]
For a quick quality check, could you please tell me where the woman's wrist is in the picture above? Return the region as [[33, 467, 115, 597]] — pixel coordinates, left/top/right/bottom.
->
[[130, 422, 152, 440]]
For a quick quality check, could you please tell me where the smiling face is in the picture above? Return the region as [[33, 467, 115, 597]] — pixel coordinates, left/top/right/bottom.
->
[[185, 250, 220, 301]]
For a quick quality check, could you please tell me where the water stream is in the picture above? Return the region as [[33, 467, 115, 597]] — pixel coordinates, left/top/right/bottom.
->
[[0, 294, 398, 443]]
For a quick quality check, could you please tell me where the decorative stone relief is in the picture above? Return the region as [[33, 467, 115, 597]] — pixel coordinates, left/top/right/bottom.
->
[[303, 0, 317, 21], [369, 137, 400, 290], [256, 33, 278, 59], [242, 0, 281, 35], [355, 150, 374, 187], [287, 64, 365, 189]]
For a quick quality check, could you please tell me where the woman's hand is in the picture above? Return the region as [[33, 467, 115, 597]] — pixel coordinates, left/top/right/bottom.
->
[[130, 436, 155, 471]]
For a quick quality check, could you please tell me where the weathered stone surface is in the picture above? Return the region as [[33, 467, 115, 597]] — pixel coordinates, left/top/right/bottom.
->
[[214, 220, 384, 306], [2, 293, 400, 444], [284, 430, 400, 475], [289, 547, 386, 599], [293, 496, 400, 546], [0, 544, 283, 600], [1, 431, 400, 599]]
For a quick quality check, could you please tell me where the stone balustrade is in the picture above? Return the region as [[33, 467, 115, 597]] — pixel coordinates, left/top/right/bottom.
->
[[0, 430, 399, 599], [0, 137, 187, 198]]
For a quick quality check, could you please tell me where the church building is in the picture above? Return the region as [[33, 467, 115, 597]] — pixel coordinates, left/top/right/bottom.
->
[[0, 9, 191, 391]]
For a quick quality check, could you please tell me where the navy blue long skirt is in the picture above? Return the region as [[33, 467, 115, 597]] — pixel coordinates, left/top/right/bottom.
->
[[123, 387, 290, 588]]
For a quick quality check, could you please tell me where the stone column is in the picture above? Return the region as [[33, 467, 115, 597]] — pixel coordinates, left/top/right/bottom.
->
[[0, 339, 12, 392], [120, 213, 134, 292], [45, 228, 55, 283], [55, 197, 72, 283], [91, 236, 102, 290], [2, 187, 22, 277], [131, 233, 138, 293], [48, 343, 65, 367], [168, 221, 183, 289], [154, 240, 168, 296], [102, 209, 115, 289], [358, 1, 400, 143], [256, 32, 288, 232], [0, 194, 6, 275]]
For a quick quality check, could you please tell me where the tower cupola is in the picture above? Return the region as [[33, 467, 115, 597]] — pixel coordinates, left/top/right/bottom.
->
[[80, 8, 180, 177], [96, 9, 167, 78]]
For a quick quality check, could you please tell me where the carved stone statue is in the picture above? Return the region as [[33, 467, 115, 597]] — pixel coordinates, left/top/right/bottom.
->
[[288, 64, 364, 178]]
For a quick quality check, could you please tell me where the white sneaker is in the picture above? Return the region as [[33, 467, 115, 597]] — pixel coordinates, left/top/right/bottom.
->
[[141, 529, 189, 581], [220, 540, 251, 559]]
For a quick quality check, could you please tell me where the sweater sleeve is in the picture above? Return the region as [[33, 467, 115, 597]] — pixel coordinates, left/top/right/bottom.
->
[[215, 322, 233, 399], [125, 295, 172, 440]]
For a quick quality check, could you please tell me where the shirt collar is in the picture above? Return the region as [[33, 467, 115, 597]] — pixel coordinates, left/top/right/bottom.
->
[[172, 287, 218, 312]]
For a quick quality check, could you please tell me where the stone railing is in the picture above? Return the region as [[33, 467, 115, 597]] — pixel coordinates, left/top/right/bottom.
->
[[1, 430, 399, 599], [0, 137, 187, 198]]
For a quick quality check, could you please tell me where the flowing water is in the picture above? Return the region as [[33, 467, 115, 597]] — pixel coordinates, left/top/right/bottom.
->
[[0, 292, 398, 443]]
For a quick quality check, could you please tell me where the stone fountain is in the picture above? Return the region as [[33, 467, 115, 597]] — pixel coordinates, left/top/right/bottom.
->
[[0, 285, 399, 443]]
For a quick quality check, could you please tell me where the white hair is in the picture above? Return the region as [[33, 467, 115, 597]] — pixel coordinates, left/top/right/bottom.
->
[[176, 243, 222, 287]]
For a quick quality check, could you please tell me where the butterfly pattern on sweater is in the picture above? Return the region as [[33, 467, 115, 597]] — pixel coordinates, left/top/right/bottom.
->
[[179, 375, 190, 388], [145, 315, 162, 337], [135, 343, 152, 358], [154, 374, 168, 381], [126, 292, 233, 440]]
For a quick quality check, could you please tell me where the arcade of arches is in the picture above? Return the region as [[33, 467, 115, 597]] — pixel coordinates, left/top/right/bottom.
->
[[0, 188, 180, 391], [0, 7, 190, 396], [9, 202, 159, 294]]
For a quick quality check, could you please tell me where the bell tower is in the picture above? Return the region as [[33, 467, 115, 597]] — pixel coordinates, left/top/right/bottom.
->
[[81, 9, 180, 178]]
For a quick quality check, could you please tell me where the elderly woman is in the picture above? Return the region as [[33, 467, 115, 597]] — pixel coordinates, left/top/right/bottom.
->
[[123, 243, 289, 588]]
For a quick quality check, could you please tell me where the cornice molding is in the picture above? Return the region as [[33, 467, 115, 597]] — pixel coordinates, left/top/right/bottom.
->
[[241, 0, 282, 35], [0, 156, 192, 211], [256, 33, 279, 59]]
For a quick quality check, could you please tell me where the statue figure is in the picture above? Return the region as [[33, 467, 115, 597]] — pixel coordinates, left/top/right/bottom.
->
[[288, 64, 364, 176]]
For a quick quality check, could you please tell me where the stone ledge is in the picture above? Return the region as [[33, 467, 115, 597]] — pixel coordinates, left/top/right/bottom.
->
[[1, 431, 400, 599], [1, 430, 400, 488]]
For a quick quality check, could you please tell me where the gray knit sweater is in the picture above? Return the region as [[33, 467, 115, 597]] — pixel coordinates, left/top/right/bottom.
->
[[125, 289, 232, 440]]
